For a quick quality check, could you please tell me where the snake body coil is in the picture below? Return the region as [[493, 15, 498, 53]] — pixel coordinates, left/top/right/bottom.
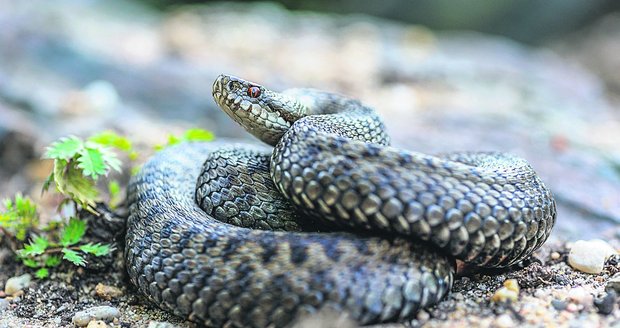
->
[[126, 75, 556, 327]]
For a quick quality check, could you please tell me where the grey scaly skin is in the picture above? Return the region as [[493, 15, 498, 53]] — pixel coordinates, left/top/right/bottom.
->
[[125, 74, 556, 327]]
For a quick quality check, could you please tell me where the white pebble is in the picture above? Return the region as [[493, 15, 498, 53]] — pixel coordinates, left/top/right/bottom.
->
[[72, 306, 120, 326], [494, 314, 514, 328], [147, 322, 180, 328], [568, 239, 617, 274], [534, 289, 546, 298], [4, 274, 31, 295], [87, 320, 108, 328], [566, 303, 579, 312], [567, 287, 592, 305]]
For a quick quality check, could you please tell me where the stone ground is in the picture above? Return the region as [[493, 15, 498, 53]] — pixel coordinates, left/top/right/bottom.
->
[[1, 1, 620, 327]]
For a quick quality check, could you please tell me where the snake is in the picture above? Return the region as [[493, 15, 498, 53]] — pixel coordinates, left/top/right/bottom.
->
[[125, 74, 557, 327]]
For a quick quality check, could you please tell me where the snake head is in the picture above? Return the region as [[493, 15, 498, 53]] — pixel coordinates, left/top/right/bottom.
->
[[212, 74, 306, 146]]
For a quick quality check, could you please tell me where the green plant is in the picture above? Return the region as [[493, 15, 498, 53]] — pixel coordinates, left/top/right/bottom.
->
[[18, 218, 111, 279], [1, 128, 214, 279], [0, 193, 38, 241], [42, 132, 134, 212], [0, 132, 133, 278], [0, 194, 113, 279], [155, 128, 215, 151]]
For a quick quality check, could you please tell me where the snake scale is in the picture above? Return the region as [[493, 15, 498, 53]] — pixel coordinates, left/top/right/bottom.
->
[[126, 74, 556, 327]]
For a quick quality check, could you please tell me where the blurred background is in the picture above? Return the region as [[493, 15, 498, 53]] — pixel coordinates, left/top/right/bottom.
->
[[0, 0, 619, 240]]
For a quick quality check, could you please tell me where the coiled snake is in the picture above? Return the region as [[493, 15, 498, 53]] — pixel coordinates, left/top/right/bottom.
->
[[126, 74, 556, 327]]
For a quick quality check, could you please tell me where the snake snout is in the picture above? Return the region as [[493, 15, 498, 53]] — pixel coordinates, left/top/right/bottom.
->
[[212, 75, 224, 99], [213, 74, 238, 109]]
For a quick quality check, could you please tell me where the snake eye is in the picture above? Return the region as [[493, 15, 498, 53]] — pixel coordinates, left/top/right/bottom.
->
[[247, 86, 261, 98]]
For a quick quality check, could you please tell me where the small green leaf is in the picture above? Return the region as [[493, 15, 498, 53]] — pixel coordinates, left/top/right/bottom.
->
[[60, 164, 100, 211], [35, 268, 49, 279], [182, 128, 215, 142], [128, 151, 139, 161], [167, 134, 181, 146], [108, 180, 120, 198], [49, 159, 98, 211], [154, 134, 181, 151], [42, 173, 54, 193], [22, 257, 39, 268], [130, 165, 142, 176], [44, 136, 83, 160], [4, 194, 37, 219], [98, 147, 122, 173], [1, 194, 39, 241], [62, 248, 86, 266], [51, 159, 69, 194], [60, 218, 87, 246], [77, 147, 107, 179], [155, 128, 215, 151], [108, 180, 121, 209], [45, 255, 62, 267], [21, 236, 49, 256], [88, 131, 132, 152], [79, 243, 111, 257]]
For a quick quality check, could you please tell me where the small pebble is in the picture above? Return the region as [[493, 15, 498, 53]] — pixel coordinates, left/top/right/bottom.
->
[[593, 291, 616, 315], [568, 239, 617, 274], [95, 283, 123, 300], [417, 310, 430, 322], [606, 273, 620, 293], [534, 289, 546, 298], [566, 303, 579, 313], [147, 322, 180, 328], [72, 306, 120, 327], [4, 274, 32, 296], [494, 314, 514, 328], [567, 287, 592, 305], [87, 320, 108, 328], [551, 252, 561, 260], [551, 299, 567, 311], [491, 279, 519, 303]]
